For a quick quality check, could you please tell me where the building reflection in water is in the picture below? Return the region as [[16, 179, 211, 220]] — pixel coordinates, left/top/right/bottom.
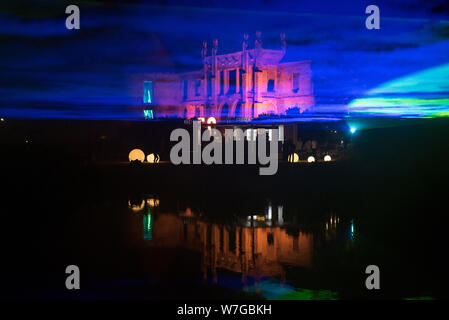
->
[[126, 196, 351, 299], [143, 212, 152, 240], [129, 196, 160, 240], [128, 198, 320, 287]]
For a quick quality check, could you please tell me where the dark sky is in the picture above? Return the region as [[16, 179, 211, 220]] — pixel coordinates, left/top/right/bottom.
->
[[1, 0, 448, 119]]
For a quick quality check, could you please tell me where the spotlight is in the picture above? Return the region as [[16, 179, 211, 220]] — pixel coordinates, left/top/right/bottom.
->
[[350, 127, 356, 134]]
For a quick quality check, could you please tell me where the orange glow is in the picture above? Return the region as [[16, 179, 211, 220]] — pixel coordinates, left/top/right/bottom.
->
[[142, 211, 313, 279], [146, 198, 160, 207], [128, 200, 145, 212], [180, 207, 194, 217], [129, 149, 145, 162]]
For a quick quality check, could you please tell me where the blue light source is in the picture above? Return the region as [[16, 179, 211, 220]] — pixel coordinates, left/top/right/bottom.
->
[[144, 109, 154, 119], [143, 210, 152, 240], [350, 127, 356, 134], [143, 81, 153, 104], [350, 219, 355, 241]]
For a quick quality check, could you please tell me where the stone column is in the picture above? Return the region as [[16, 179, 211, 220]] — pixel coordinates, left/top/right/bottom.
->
[[202, 40, 208, 99], [236, 68, 240, 94]]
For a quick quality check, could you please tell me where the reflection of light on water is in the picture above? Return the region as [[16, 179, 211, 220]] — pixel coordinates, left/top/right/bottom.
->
[[146, 198, 159, 207], [350, 219, 355, 241], [403, 296, 434, 300], [326, 214, 339, 232], [278, 206, 283, 224], [128, 200, 145, 212], [129, 196, 159, 211], [128, 196, 158, 239], [246, 204, 283, 226], [143, 210, 152, 240], [136, 202, 346, 298], [247, 278, 338, 300]]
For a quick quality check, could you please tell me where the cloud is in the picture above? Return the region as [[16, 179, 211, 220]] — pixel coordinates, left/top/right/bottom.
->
[[1, 0, 449, 119]]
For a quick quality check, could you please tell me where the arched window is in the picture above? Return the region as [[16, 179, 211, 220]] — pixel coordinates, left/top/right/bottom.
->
[[221, 103, 229, 118], [234, 102, 242, 118], [292, 73, 300, 93], [228, 70, 236, 94], [195, 80, 201, 96]]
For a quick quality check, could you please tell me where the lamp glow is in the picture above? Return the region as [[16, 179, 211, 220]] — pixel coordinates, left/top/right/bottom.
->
[[307, 156, 315, 163], [128, 200, 145, 212], [146, 198, 160, 207], [207, 117, 216, 124], [288, 153, 299, 163], [129, 149, 145, 162], [324, 155, 332, 162], [146, 153, 160, 163]]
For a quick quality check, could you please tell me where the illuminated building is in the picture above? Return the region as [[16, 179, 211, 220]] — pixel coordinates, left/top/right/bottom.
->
[[143, 33, 314, 120], [143, 207, 313, 282]]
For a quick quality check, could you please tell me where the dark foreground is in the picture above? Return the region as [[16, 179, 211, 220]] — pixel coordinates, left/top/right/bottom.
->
[[1, 118, 449, 300]]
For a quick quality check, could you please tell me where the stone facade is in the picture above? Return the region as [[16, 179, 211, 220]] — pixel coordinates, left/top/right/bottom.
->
[[145, 37, 315, 120]]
